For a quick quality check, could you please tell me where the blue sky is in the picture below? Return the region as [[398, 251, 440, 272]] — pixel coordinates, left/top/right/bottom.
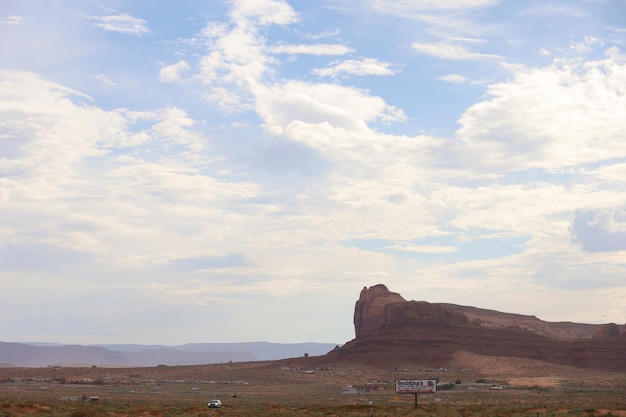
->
[[1, 0, 626, 345]]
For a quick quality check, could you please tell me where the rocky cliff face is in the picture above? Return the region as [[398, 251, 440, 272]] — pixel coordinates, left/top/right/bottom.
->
[[327, 284, 626, 372], [353, 285, 406, 339], [353, 285, 473, 339]]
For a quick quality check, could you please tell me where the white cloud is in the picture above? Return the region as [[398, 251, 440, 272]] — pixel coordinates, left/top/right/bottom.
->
[[256, 81, 406, 133], [91, 74, 117, 86], [193, 0, 408, 137], [456, 47, 626, 172], [269, 43, 353, 55], [0, 70, 261, 272], [571, 207, 626, 252], [388, 244, 458, 254], [366, 0, 498, 12], [570, 36, 603, 54], [519, 4, 586, 18], [304, 29, 341, 40], [150, 107, 204, 149], [350, 0, 500, 39], [0, 16, 25, 25], [587, 163, 626, 184], [440, 183, 581, 236], [88, 12, 149, 36], [229, 0, 298, 26], [0, 71, 143, 177], [197, 4, 281, 111], [204, 86, 249, 113], [159, 60, 191, 83], [312, 58, 400, 77], [437, 74, 467, 83], [411, 41, 501, 60]]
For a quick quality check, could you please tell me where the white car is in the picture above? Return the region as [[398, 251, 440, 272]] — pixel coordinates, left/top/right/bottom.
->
[[208, 400, 222, 408]]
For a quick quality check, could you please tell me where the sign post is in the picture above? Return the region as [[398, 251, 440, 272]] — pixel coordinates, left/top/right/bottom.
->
[[395, 379, 436, 408]]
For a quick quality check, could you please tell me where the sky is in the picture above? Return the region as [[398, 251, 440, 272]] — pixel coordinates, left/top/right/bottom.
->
[[1, 0, 626, 346]]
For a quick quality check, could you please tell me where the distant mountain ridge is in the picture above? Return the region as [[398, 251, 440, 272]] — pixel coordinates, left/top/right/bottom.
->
[[0, 341, 337, 367]]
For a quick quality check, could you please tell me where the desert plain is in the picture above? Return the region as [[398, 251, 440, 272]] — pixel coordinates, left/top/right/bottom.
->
[[1, 351, 625, 417]]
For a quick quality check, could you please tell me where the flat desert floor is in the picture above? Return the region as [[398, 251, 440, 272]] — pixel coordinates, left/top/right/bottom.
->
[[1, 352, 625, 417]]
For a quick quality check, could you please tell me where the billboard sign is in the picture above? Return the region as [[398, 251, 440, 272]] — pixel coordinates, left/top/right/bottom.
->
[[395, 379, 437, 393]]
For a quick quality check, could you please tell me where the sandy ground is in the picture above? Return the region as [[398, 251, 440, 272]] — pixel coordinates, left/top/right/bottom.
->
[[449, 351, 625, 387]]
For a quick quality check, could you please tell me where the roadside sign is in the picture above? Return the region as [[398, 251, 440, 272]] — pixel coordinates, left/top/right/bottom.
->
[[395, 379, 437, 393]]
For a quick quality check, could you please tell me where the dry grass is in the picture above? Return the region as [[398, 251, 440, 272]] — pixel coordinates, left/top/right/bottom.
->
[[1, 355, 625, 417]]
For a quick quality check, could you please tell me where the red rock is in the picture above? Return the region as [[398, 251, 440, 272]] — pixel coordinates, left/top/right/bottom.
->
[[325, 284, 626, 372]]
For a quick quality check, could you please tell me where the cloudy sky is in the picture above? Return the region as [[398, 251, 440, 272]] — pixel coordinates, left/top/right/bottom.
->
[[1, 0, 626, 346]]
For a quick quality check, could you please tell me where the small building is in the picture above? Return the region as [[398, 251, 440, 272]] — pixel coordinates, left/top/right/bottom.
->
[[342, 386, 360, 395]]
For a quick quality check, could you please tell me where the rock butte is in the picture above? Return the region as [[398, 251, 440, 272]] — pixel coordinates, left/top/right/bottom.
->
[[323, 284, 626, 371]]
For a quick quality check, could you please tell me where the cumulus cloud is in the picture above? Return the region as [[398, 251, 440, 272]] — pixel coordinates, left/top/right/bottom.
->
[[150, 107, 204, 149], [587, 163, 626, 184], [303, 29, 342, 40], [229, 0, 298, 26], [570, 36, 603, 54], [91, 74, 117, 86], [411, 41, 501, 60], [0, 71, 145, 255], [0, 70, 133, 168], [198, 12, 275, 111], [455, 47, 626, 172], [196, 0, 406, 132], [0, 70, 257, 265], [159, 60, 190, 83], [269, 43, 353, 55], [312, 58, 400, 77], [0, 16, 26, 25], [572, 208, 626, 252], [88, 12, 149, 36], [437, 74, 467, 83], [256, 81, 407, 132]]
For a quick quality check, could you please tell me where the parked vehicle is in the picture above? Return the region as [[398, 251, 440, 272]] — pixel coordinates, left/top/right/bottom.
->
[[208, 400, 222, 408]]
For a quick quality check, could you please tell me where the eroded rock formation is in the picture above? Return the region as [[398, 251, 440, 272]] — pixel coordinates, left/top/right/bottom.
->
[[326, 284, 626, 372]]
